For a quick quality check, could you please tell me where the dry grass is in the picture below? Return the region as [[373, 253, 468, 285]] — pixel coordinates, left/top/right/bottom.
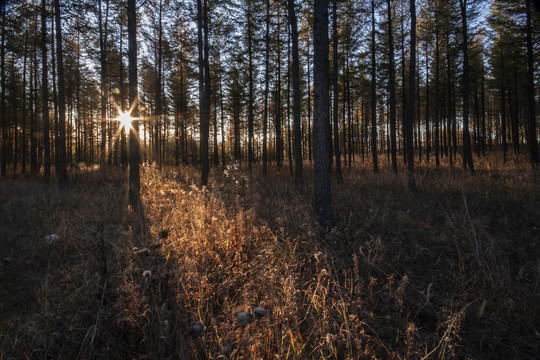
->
[[1, 152, 539, 359]]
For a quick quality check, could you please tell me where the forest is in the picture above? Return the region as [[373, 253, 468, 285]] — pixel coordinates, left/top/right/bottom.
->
[[0, 0, 539, 358]]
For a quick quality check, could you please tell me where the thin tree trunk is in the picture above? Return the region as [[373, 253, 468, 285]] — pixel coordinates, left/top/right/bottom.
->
[[247, 4, 254, 172], [263, 0, 270, 174], [288, 0, 303, 187], [526, 0, 539, 164], [332, 0, 343, 182], [459, 0, 474, 173], [425, 43, 430, 163], [370, 0, 378, 173], [31, 35, 37, 174], [41, 0, 51, 180], [406, 0, 416, 189], [128, 0, 140, 206], [21, 29, 29, 174], [276, 15, 282, 170], [500, 50, 507, 162], [307, 37, 312, 163], [54, 0, 67, 184], [435, 28, 440, 167], [387, 0, 398, 173], [99, 0, 109, 167], [0, 5, 6, 175]]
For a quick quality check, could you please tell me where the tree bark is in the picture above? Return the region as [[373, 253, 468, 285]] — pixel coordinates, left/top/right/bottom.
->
[[406, 0, 416, 189], [41, 0, 51, 180], [459, 0, 474, 173], [370, 0, 378, 173], [98, 0, 109, 167], [526, 0, 539, 164], [263, 0, 270, 174], [197, 0, 211, 186], [1, 5, 6, 175], [387, 0, 398, 173], [313, 0, 332, 226], [288, 0, 303, 187], [332, 0, 343, 182], [247, 3, 254, 172], [54, 0, 67, 184], [128, 0, 140, 206]]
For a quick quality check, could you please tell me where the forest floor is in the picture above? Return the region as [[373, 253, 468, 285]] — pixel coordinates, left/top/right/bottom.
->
[[0, 154, 539, 359]]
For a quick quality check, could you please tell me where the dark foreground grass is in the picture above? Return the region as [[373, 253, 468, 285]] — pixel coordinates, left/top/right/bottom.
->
[[1, 155, 538, 359]]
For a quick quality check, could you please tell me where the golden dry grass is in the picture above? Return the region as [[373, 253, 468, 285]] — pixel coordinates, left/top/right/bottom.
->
[[1, 153, 539, 359]]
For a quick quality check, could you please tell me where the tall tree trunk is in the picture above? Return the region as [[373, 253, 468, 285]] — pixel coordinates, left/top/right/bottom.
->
[[247, 3, 254, 172], [155, 0, 163, 166], [51, 11, 58, 170], [406, 0, 416, 189], [500, 49, 507, 162], [219, 67, 225, 168], [459, 0, 474, 173], [434, 27, 440, 167], [332, 0, 343, 182], [119, 26, 127, 166], [21, 29, 29, 174], [370, 0, 378, 173], [213, 89, 219, 167], [387, 0, 398, 173], [41, 0, 51, 180], [313, 0, 332, 226], [263, 0, 270, 174], [10, 61, 17, 173], [425, 43, 430, 163], [286, 26, 293, 175], [31, 36, 38, 174], [128, 0, 140, 206], [526, 0, 539, 164], [198, 0, 211, 186], [446, 36, 453, 165], [0, 4, 6, 175], [307, 36, 312, 163], [54, 0, 67, 184], [288, 0, 303, 187], [99, 0, 109, 167], [346, 48, 352, 167], [276, 16, 283, 170]]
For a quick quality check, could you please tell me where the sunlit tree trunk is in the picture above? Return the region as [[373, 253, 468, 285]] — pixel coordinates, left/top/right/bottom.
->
[[197, 0, 211, 186]]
